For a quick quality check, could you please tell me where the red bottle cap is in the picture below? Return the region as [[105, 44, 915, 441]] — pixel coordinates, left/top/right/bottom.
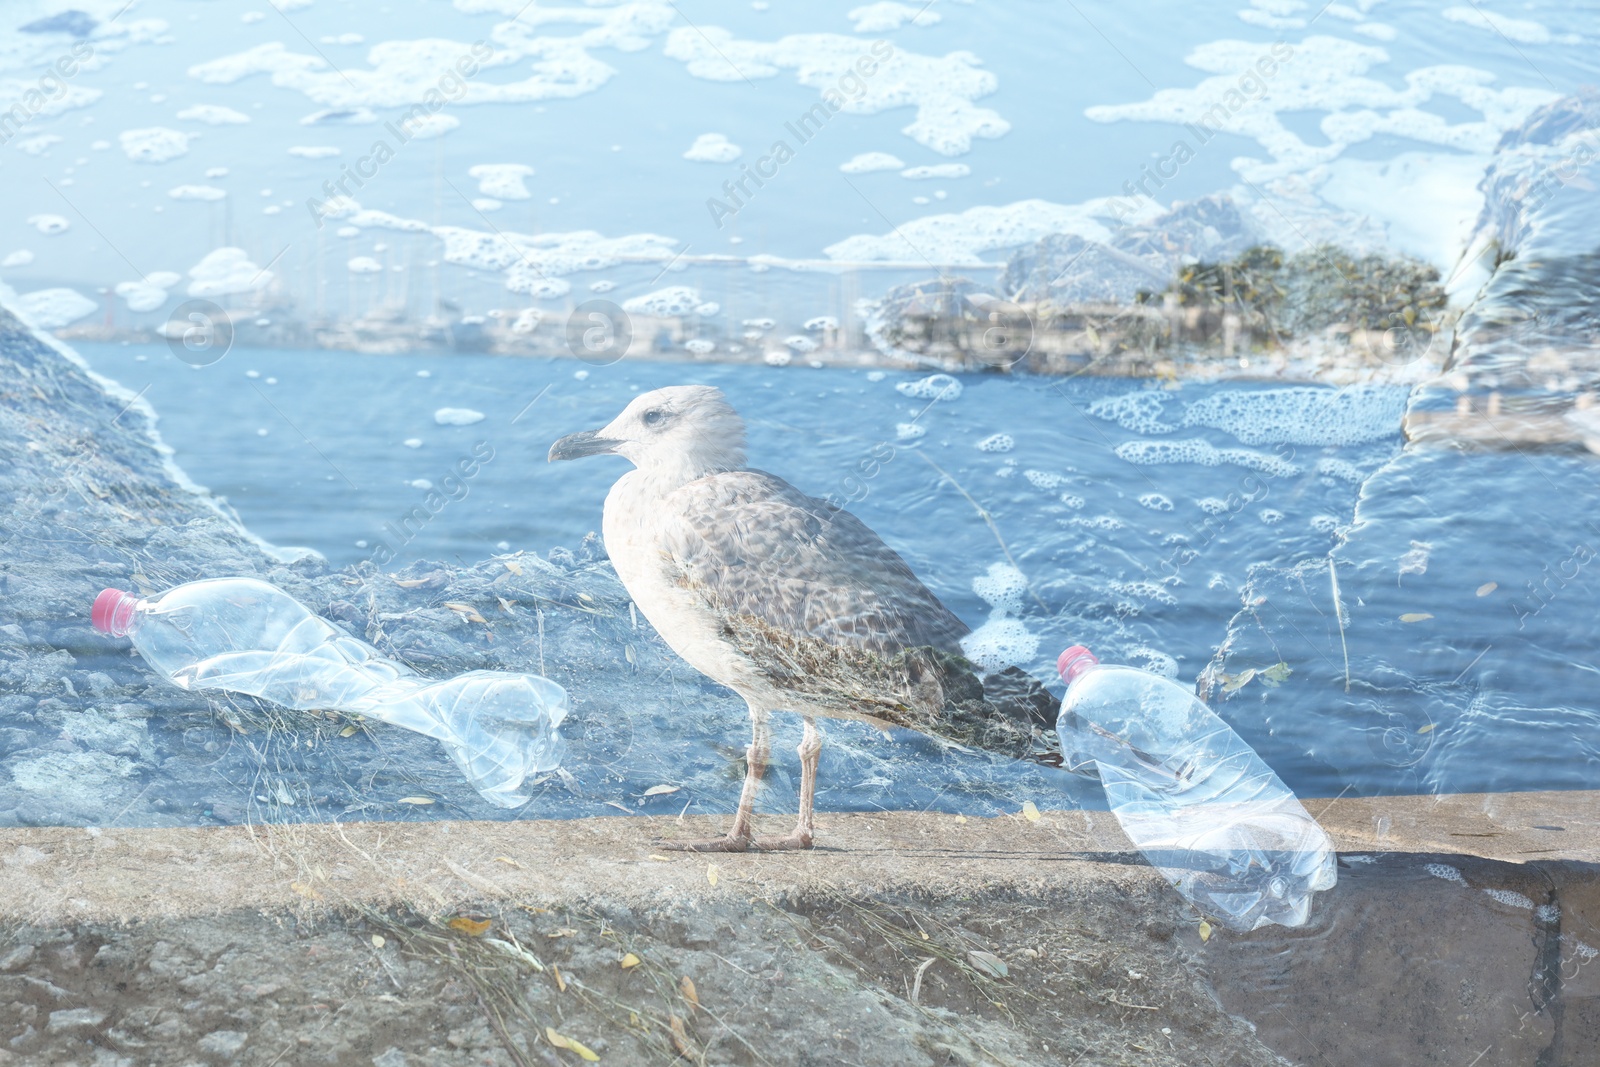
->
[[91, 588, 140, 637], [1057, 645, 1099, 684]]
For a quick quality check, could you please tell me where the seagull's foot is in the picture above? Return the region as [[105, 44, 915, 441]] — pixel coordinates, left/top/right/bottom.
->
[[659, 834, 753, 853], [752, 831, 814, 851]]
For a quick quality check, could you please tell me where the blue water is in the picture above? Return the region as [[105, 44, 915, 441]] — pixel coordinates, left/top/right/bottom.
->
[[72, 339, 1600, 806]]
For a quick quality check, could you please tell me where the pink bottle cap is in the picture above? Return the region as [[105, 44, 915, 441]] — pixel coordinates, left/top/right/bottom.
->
[[1057, 645, 1099, 684], [91, 588, 140, 637]]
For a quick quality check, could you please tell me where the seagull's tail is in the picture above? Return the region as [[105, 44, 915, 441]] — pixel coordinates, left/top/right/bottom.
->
[[911, 651, 1061, 760]]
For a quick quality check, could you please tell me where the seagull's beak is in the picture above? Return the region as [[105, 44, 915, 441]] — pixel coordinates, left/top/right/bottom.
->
[[548, 428, 621, 462]]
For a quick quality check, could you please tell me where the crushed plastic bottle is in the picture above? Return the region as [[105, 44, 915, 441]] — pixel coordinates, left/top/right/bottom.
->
[[1056, 645, 1336, 931], [91, 577, 567, 808]]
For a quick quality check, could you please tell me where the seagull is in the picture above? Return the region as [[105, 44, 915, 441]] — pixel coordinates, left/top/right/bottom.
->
[[549, 385, 1052, 851]]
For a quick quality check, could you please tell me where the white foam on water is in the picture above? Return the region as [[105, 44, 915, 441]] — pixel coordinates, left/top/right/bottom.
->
[[1259, 508, 1284, 524], [848, 2, 940, 32], [1311, 514, 1340, 533], [683, 132, 742, 163], [1, 250, 34, 268], [685, 338, 715, 354], [804, 315, 837, 331], [119, 127, 191, 163], [1115, 439, 1300, 477], [972, 561, 1027, 613], [1139, 493, 1174, 512], [840, 151, 904, 173], [976, 433, 1013, 453], [14, 134, 62, 156], [27, 215, 70, 236], [902, 163, 970, 180], [622, 286, 700, 316], [1112, 580, 1177, 608], [1536, 904, 1560, 924], [895, 422, 925, 440], [1198, 497, 1228, 514], [1127, 646, 1180, 678], [1085, 35, 1559, 183], [1024, 470, 1064, 489], [1089, 391, 1178, 435], [1354, 22, 1395, 40], [114, 281, 168, 312], [468, 163, 535, 199], [1318, 150, 1489, 270], [1441, 7, 1576, 45], [960, 617, 1038, 673], [187, 247, 275, 297], [825, 196, 1158, 265], [1059, 493, 1084, 508], [434, 407, 486, 426], [168, 185, 227, 201], [664, 27, 1008, 156], [1424, 863, 1465, 884], [784, 335, 817, 353], [410, 479, 433, 490], [896, 373, 963, 401], [347, 256, 382, 274], [404, 438, 423, 448], [15, 288, 98, 329], [1564, 937, 1599, 960], [1316, 457, 1365, 482], [176, 104, 250, 125], [1181, 385, 1407, 446], [1483, 888, 1535, 910], [288, 145, 341, 158]]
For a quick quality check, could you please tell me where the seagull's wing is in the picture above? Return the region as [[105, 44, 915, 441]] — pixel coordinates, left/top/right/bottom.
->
[[658, 469, 968, 655]]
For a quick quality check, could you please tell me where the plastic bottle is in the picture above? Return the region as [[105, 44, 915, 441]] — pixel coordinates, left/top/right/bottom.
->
[[92, 577, 567, 809], [1056, 645, 1336, 931]]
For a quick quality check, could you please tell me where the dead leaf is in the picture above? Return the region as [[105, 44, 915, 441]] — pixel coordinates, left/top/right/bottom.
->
[[448, 916, 492, 937], [648, 854, 673, 862], [642, 784, 680, 797], [553, 964, 567, 992], [620, 953, 641, 969], [625, 644, 636, 665], [290, 881, 322, 901], [1476, 582, 1497, 597], [339, 725, 358, 738], [1222, 668, 1258, 693], [1021, 801, 1041, 822], [1417, 723, 1436, 734], [669, 1015, 696, 1058], [545, 1027, 599, 1061], [1260, 662, 1292, 686], [1198, 920, 1213, 943], [397, 796, 434, 806], [1399, 613, 1434, 623], [954, 814, 967, 823], [494, 855, 523, 869], [547, 928, 579, 939], [393, 577, 432, 588], [496, 596, 516, 614], [679, 976, 699, 1012], [370, 934, 385, 949], [706, 864, 719, 887], [967, 950, 1009, 979], [444, 602, 488, 624], [504, 560, 523, 576]]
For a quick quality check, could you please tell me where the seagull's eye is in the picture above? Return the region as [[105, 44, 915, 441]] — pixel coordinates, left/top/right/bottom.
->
[[643, 409, 666, 427]]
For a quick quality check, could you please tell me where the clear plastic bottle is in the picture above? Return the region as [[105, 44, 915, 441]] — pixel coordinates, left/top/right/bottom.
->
[[1056, 646, 1336, 931], [92, 578, 567, 809]]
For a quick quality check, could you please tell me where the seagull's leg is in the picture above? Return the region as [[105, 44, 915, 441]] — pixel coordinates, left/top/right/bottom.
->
[[755, 715, 820, 851], [664, 706, 768, 852]]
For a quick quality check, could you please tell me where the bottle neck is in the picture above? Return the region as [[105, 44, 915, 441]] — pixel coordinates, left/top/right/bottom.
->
[[91, 589, 143, 637], [1057, 645, 1101, 684]]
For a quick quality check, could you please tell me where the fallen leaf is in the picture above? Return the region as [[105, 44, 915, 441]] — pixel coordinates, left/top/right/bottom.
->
[[669, 1015, 696, 1058], [370, 934, 385, 949], [494, 856, 523, 869], [394, 577, 431, 588], [625, 644, 636, 665], [339, 725, 358, 737], [448, 917, 492, 937], [545, 1027, 600, 1061], [679, 976, 699, 1012], [504, 560, 523, 575], [643, 784, 680, 797], [1399, 613, 1434, 623], [1417, 723, 1436, 734], [1222, 668, 1258, 693], [706, 864, 719, 887], [1476, 582, 1497, 596], [1021, 801, 1041, 822], [554, 964, 567, 992], [577, 592, 595, 604], [603, 801, 632, 814], [496, 596, 516, 614], [397, 796, 434, 806], [1260, 662, 1293, 686], [967, 950, 1009, 979], [290, 881, 322, 901], [648, 854, 673, 862], [954, 814, 967, 823], [547, 928, 578, 939], [1198, 920, 1213, 943], [620, 953, 641, 969]]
